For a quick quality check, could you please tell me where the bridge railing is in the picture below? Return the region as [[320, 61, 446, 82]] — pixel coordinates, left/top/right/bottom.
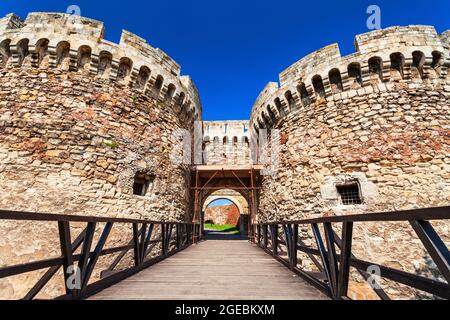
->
[[251, 206, 450, 300], [0, 210, 201, 300]]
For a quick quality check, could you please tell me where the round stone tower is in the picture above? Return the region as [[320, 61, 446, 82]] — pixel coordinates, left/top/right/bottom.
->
[[0, 12, 202, 221], [250, 26, 450, 298], [251, 25, 450, 222]]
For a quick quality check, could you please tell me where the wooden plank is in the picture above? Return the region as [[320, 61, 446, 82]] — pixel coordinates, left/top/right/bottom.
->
[[90, 232, 327, 300]]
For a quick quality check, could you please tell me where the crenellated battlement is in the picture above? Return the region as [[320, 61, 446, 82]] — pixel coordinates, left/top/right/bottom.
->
[[251, 25, 450, 130], [0, 13, 24, 31], [440, 30, 450, 49], [252, 82, 279, 113], [279, 44, 341, 87], [202, 120, 251, 166], [0, 12, 202, 120]]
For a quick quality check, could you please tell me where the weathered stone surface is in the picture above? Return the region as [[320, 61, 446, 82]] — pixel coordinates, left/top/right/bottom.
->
[[0, 13, 449, 300], [250, 25, 450, 299], [203, 121, 251, 165], [0, 12, 202, 299], [204, 204, 240, 226]]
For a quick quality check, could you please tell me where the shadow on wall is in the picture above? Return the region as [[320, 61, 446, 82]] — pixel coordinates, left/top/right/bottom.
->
[[203, 229, 247, 241]]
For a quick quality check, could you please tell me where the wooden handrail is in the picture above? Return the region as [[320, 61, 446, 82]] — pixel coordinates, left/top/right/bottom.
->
[[0, 209, 191, 225], [251, 206, 450, 300], [256, 206, 450, 225]]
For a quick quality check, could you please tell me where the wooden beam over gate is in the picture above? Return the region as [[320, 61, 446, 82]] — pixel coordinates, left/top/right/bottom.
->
[[192, 165, 264, 179]]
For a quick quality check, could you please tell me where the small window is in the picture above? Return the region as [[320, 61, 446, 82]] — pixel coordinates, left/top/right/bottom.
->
[[337, 184, 362, 205], [133, 173, 154, 196]]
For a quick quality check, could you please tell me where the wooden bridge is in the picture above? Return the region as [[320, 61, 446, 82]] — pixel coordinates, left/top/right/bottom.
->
[[91, 231, 326, 300], [0, 207, 449, 300]]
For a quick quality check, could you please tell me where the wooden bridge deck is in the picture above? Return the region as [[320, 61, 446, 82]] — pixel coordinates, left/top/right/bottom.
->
[[90, 231, 327, 300]]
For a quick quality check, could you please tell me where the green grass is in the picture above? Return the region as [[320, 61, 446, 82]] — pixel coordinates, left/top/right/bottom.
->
[[204, 223, 240, 234]]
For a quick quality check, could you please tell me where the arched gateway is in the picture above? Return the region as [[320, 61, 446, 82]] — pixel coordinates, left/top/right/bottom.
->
[[202, 189, 249, 233], [191, 165, 262, 237], [190, 120, 263, 237]]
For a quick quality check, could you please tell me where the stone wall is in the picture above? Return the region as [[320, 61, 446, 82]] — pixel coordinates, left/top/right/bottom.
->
[[250, 25, 450, 299], [0, 10, 202, 220], [0, 12, 202, 299], [0, 13, 449, 300], [203, 120, 251, 165], [0, 12, 201, 117], [0, 67, 193, 220], [204, 204, 240, 226], [250, 24, 450, 220]]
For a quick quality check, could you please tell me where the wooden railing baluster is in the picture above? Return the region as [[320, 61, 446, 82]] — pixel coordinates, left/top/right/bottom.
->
[[292, 224, 298, 269], [132, 223, 141, 266], [323, 223, 339, 299], [337, 222, 353, 299], [409, 220, 450, 283], [23, 228, 88, 300], [271, 224, 278, 257], [58, 221, 74, 296], [0, 210, 201, 300], [81, 222, 113, 291], [263, 225, 268, 249], [312, 223, 332, 289], [1, 207, 449, 300], [250, 206, 450, 300]]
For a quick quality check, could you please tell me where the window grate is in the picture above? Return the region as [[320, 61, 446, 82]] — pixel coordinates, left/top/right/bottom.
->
[[337, 184, 362, 205], [133, 174, 154, 197], [133, 180, 147, 196]]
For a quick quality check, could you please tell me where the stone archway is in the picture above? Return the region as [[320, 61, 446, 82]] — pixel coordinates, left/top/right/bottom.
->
[[191, 165, 263, 240], [202, 189, 250, 233]]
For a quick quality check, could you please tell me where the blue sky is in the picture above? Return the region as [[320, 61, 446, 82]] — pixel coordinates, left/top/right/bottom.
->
[[2, 0, 449, 120], [207, 199, 234, 208]]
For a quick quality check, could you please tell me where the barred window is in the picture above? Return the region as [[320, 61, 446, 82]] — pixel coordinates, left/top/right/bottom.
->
[[133, 173, 154, 196], [337, 184, 362, 205]]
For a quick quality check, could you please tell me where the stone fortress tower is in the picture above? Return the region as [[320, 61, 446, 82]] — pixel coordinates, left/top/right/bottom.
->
[[251, 25, 449, 221], [0, 12, 201, 221], [249, 26, 450, 298], [0, 11, 203, 299]]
